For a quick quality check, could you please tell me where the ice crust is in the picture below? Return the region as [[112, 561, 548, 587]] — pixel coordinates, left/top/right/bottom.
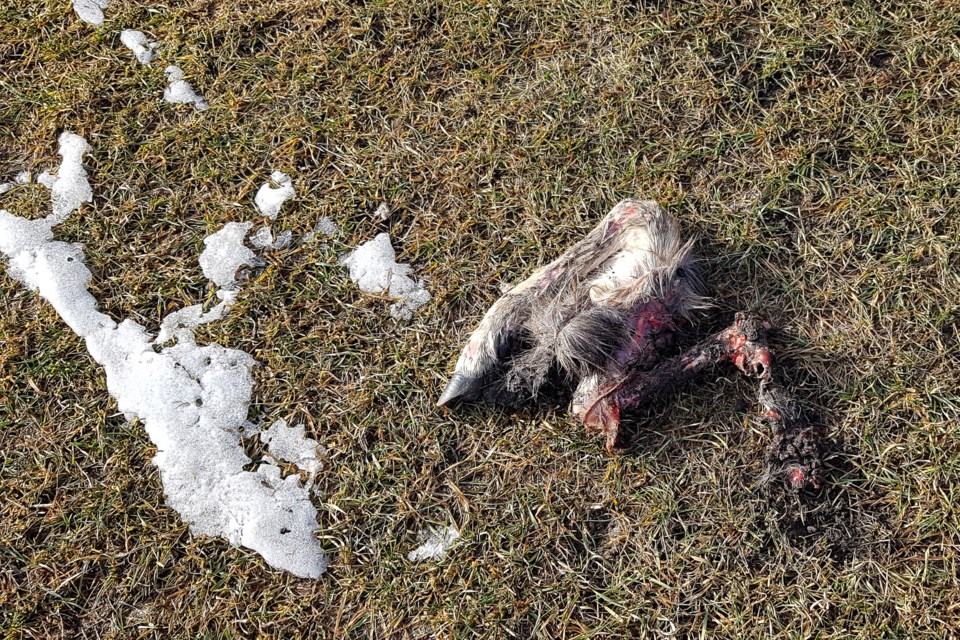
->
[[73, 0, 110, 26], [249, 226, 274, 249], [255, 171, 295, 219], [407, 526, 459, 562], [0, 134, 327, 579], [120, 30, 158, 65], [302, 217, 339, 243], [164, 66, 208, 110], [313, 217, 339, 238], [343, 233, 431, 320], [272, 229, 293, 249]]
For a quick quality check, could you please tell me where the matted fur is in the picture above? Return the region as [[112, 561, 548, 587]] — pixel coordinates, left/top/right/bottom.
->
[[438, 200, 709, 406]]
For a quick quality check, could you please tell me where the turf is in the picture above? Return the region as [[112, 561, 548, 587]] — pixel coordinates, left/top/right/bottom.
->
[[2, 0, 959, 637]]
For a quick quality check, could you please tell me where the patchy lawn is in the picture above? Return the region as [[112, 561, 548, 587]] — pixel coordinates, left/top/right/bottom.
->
[[2, 0, 959, 637]]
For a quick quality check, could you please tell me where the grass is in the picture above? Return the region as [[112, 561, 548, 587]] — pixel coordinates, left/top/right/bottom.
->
[[2, 0, 960, 637]]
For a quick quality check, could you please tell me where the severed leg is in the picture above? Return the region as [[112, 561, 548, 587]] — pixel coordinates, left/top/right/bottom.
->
[[572, 313, 828, 490]]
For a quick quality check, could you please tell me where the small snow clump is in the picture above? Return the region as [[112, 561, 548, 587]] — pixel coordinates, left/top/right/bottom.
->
[[302, 217, 339, 243], [249, 227, 274, 249], [343, 233, 431, 320], [261, 419, 325, 476], [120, 30, 158, 65], [271, 229, 293, 249], [73, 0, 109, 26], [408, 526, 459, 562], [255, 171, 295, 220], [164, 66, 208, 110], [198, 222, 259, 291]]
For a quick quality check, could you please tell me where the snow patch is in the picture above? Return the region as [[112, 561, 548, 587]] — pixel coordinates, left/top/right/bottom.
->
[[302, 217, 339, 243], [255, 172, 295, 220], [120, 30, 158, 65], [36, 171, 57, 188], [408, 526, 459, 562], [164, 66, 208, 110], [249, 227, 274, 249], [41, 133, 94, 226], [156, 302, 227, 345], [0, 133, 327, 579], [198, 222, 260, 291], [342, 233, 431, 320], [261, 419, 325, 476], [1, 171, 32, 195], [249, 227, 294, 251], [73, 0, 109, 26], [272, 229, 293, 250], [314, 217, 339, 238]]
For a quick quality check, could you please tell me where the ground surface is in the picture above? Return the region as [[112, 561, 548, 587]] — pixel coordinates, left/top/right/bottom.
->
[[2, 0, 960, 638]]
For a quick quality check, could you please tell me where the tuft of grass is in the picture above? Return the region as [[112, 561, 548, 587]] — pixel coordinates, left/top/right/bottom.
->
[[2, 0, 960, 637]]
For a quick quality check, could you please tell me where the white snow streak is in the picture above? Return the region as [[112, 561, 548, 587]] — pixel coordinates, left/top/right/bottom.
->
[[0, 133, 327, 579]]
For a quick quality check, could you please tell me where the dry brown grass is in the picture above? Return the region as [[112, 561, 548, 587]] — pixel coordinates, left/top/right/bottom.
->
[[2, 0, 960, 637]]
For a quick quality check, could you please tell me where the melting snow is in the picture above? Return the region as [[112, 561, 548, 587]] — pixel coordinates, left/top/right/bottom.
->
[[313, 217, 339, 238], [407, 526, 459, 562], [343, 233, 431, 320], [36, 171, 57, 188], [249, 227, 293, 251], [261, 419, 325, 476], [156, 302, 227, 345], [16, 171, 31, 184], [73, 0, 110, 26], [198, 222, 259, 291], [255, 172, 295, 220], [164, 66, 208, 110], [249, 227, 274, 249], [302, 217, 339, 243], [42, 133, 94, 226], [120, 30, 158, 65], [0, 133, 327, 579], [272, 229, 293, 249]]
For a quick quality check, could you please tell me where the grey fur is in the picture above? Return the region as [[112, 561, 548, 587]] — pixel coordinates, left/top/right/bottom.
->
[[438, 200, 709, 406]]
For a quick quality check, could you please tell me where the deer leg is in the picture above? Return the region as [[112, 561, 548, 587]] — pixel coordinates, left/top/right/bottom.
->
[[573, 313, 828, 489]]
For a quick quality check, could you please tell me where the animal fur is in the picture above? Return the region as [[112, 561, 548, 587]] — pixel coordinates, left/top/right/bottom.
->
[[438, 200, 830, 490], [437, 200, 708, 407]]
